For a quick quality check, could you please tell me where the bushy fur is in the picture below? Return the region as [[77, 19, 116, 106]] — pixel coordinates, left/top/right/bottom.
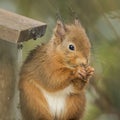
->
[[19, 20, 94, 120]]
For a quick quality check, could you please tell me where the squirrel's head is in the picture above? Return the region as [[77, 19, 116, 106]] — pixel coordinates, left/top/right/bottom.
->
[[51, 20, 91, 68]]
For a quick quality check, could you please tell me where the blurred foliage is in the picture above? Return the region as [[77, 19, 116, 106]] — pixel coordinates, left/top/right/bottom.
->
[[0, 0, 120, 120]]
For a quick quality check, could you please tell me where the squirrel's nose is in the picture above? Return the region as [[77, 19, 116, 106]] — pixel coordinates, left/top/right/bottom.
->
[[76, 58, 88, 67], [80, 63, 87, 68], [81, 58, 89, 67]]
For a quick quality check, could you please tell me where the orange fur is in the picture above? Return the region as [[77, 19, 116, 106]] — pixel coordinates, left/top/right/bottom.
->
[[19, 20, 94, 120]]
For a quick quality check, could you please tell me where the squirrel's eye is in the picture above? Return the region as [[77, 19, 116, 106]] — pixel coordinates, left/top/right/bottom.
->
[[69, 44, 75, 51]]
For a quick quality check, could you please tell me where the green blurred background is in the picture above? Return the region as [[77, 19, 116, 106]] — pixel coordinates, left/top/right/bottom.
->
[[0, 0, 120, 120]]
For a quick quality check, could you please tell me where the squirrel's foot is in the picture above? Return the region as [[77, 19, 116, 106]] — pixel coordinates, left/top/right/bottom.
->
[[71, 66, 94, 91], [73, 66, 94, 82], [83, 66, 94, 82], [73, 67, 86, 80]]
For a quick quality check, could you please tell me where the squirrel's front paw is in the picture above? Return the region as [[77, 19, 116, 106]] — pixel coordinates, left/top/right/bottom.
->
[[84, 66, 94, 82], [73, 67, 86, 80], [71, 66, 94, 90], [73, 66, 94, 82]]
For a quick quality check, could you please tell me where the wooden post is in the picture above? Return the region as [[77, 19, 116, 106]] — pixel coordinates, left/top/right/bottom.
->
[[0, 40, 18, 120], [0, 9, 47, 120]]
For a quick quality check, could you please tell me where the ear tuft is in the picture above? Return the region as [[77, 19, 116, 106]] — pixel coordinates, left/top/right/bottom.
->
[[74, 19, 82, 27]]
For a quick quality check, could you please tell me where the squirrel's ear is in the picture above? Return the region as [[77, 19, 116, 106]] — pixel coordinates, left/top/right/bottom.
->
[[74, 19, 82, 27], [54, 20, 66, 39]]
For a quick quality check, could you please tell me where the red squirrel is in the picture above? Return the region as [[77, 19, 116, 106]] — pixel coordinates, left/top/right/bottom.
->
[[19, 19, 94, 120]]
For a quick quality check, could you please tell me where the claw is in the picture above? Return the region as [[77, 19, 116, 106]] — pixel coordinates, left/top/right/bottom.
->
[[72, 66, 94, 82], [77, 68, 86, 80], [86, 66, 94, 78]]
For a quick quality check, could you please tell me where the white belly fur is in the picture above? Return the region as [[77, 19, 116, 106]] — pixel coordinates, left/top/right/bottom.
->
[[40, 85, 74, 117]]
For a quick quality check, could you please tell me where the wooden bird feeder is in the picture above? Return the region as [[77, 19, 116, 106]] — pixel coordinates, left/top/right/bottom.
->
[[0, 9, 47, 120]]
